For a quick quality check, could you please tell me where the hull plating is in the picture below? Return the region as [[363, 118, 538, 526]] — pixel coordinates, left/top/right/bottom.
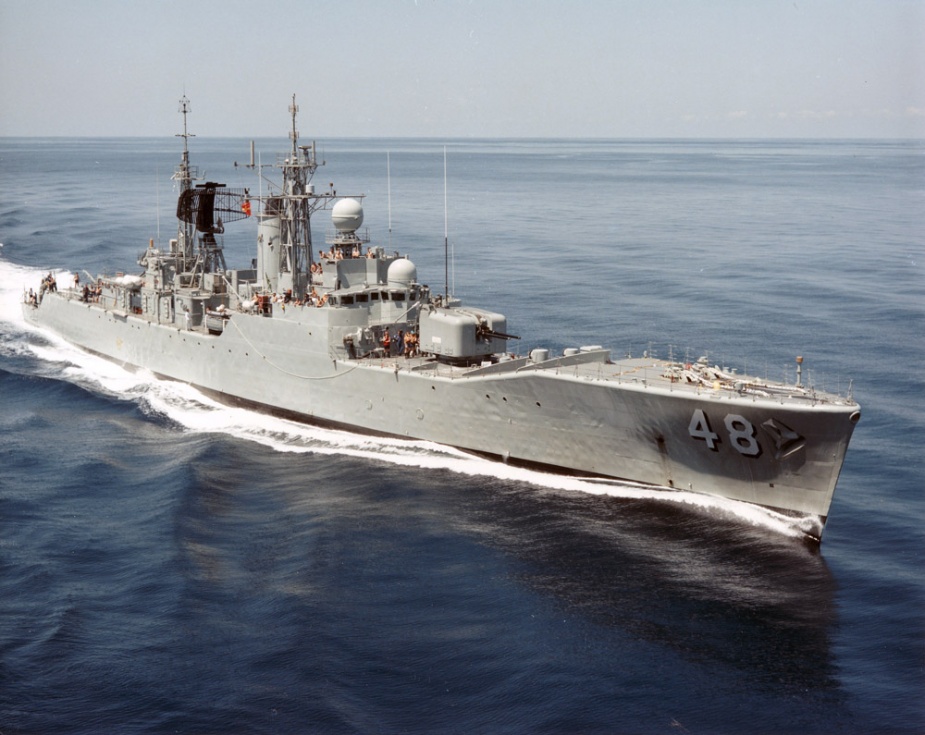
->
[[24, 294, 856, 522]]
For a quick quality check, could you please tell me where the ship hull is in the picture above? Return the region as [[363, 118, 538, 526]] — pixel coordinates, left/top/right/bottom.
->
[[23, 294, 857, 528]]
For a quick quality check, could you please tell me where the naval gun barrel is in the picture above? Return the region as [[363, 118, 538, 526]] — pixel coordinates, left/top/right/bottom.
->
[[477, 324, 520, 341]]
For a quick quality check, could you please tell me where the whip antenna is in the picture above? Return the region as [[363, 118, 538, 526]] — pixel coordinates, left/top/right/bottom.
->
[[387, 151, 392, 250], [444, 146, 448, 300]]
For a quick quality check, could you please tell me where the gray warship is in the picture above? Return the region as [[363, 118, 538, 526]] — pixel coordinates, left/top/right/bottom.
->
[[23, 96, 860, 539]]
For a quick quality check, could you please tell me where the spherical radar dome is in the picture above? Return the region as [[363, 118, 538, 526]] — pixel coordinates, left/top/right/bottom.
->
[[388, 258, 417, 287], [332, 198, 364, 233]]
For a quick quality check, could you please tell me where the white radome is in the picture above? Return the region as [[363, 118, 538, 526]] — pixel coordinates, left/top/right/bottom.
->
[[332, 198, 364, 233], [387, 258, 417, 287]]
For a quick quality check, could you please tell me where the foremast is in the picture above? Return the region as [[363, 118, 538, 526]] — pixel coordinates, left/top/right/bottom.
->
[[162, 95, 251, 288], [171, 95, 198, 270]]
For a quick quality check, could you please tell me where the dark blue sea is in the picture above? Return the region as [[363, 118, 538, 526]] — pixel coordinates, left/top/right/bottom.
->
[[1, 135, 922, 734]]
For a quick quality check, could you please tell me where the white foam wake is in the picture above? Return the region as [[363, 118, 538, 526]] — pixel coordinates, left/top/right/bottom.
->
[[1, 258, 815, 541]]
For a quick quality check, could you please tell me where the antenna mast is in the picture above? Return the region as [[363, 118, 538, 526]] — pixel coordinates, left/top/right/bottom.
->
[[387, 151, 392, 250], [172, 95, 196, 265], [174, 95, 194, 193], [444, 146, 448, 300], [289, 94, 299, 159]]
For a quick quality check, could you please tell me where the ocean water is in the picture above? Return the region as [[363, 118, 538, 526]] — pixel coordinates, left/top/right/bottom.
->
[[0, 135, 922, 734]]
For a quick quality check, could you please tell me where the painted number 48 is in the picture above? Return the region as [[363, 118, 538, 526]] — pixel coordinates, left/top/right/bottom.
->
[[688, 409, 761, 457]]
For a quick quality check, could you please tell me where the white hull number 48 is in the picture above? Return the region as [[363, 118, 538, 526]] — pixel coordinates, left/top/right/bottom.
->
[[688, 409, 761, 456]]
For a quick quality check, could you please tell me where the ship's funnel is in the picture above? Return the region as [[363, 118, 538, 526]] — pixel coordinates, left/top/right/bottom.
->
[[257, 196, 282, 291]]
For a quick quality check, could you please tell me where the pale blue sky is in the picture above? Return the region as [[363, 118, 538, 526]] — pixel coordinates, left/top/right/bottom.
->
[[1, 0, 922, 138]]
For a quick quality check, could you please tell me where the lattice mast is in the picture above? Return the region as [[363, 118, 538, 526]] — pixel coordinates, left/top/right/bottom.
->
[[170, 96, 250, 282], [278, 94, 321, 296], [172, 95, 197, 268]]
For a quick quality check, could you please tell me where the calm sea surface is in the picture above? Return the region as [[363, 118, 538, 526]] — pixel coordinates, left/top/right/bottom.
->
[[0, 136, 922, 734]]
